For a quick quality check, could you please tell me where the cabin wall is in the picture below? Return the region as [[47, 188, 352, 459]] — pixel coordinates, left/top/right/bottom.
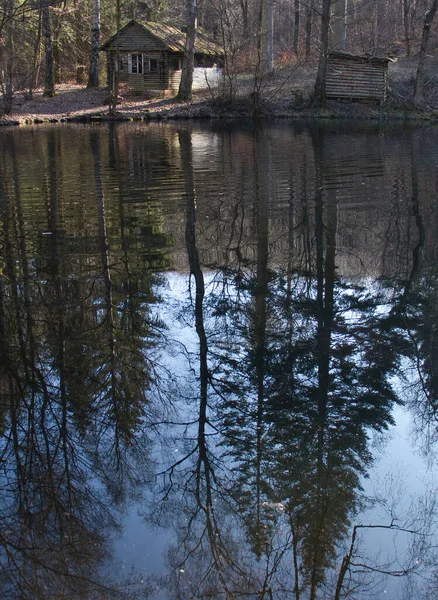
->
[[168, 69, 182, 91], [103, 22, 222, 94], [326, 56, 388, 101], [168, 54, 184, 90], [108, 53, 222, 93], [104, 22, 169, 92], [108, 50, 169, 92]]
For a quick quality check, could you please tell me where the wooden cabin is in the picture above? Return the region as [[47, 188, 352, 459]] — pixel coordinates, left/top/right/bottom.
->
[[100, 20, 223, 95], [326, 52, 393, 103]]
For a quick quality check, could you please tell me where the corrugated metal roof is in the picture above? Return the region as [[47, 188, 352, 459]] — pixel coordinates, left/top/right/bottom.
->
[[329, 51, 394, 65], [100, 20, 223, 56]]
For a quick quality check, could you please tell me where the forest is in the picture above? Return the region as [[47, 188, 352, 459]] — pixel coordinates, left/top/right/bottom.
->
[[1, 1, 438, 116]]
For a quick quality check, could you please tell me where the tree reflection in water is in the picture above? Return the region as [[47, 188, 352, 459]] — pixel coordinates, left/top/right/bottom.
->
[[1, 123, 438, 599], [0, 131, 163, 599], [151, 125, 438, 600]]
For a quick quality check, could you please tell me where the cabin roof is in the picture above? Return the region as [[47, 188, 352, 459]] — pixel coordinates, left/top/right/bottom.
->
[[328, 51, 395, 66], [100, 20, 223, 56]]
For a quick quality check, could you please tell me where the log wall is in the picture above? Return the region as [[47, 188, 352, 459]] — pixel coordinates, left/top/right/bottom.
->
[[110, 50, 169, 91], [103, 22, 222, 94], [168, 54, 184, 91]]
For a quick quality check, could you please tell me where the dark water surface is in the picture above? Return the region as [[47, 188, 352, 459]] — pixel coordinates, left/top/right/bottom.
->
[[1, 121, 438, 599]]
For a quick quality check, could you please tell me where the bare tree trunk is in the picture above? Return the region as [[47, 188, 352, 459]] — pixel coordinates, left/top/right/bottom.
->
[[240, 0, 249, 40], [260, 0, 274, 74], [87, 0, 100, 87], [50, 3, 64, 84], [109, 0, 121, 115], [4, 47, 14, 115], [371, 0, 378, 49], [332, 0, 347, 50], [28, 10, 43, 98], [403, 0, 411, 56], [313, 0, 331, 106], [216, 0, 237, 101], [53, 39, 61, 83], [413, 0, 438, 105], [305, 0, 315, 58], [3, 0, 15, 113], [177, 0, 197, 101], [42, 0, 55, 97], [293, 0, 300, 55]]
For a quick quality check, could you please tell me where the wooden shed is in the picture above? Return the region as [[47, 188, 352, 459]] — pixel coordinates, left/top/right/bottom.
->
[[326, 52, 393, 103], [100, 20, 223, 95]]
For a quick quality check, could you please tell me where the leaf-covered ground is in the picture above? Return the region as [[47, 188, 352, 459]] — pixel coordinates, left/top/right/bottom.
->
[[2, 57, 438, 125]]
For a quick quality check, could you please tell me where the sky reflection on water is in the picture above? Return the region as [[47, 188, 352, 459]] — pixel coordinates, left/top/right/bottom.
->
[[1, 121, 438, 599]]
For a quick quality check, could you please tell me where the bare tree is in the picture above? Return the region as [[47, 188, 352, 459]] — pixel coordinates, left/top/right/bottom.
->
[[109, 0, 121, 115], [313, 0, 332, 106], [87, 0, 100, 87], [404, 0, 413, 55], [176, 0, 197, 101], [1, 0, 15, 113], [305, 0, 315, 58], [213, 0, 239, 100], [28, 9, 43, 98], [413, 0, 438, 106], [332, 0, 347, 50], [42, 0, 55, 97], [260, 0, 274, 74], [293, 0, 300, 55], [240, 0, 249, 40]]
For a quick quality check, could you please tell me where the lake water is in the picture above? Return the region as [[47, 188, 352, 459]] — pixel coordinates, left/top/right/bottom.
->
[[1, 120, 438, 600]]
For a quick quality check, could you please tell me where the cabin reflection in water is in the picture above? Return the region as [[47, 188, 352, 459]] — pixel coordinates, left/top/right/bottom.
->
[[0, 122, 437, 599]]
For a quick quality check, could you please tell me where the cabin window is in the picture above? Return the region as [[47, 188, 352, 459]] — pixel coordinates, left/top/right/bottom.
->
[[129, 53, 143, 74], [172, 58, 182, 71], [149, 58, 158, 72]]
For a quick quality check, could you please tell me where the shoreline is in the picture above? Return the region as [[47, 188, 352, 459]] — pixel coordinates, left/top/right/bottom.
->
[[2, 101, 437, 127], [2, 105, 437, 127], [1, 80, 437, 127]]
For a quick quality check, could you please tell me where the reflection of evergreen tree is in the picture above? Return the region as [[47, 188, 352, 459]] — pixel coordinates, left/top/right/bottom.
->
[[206, 127, 409, 599], [265, 274, 402, 598]]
